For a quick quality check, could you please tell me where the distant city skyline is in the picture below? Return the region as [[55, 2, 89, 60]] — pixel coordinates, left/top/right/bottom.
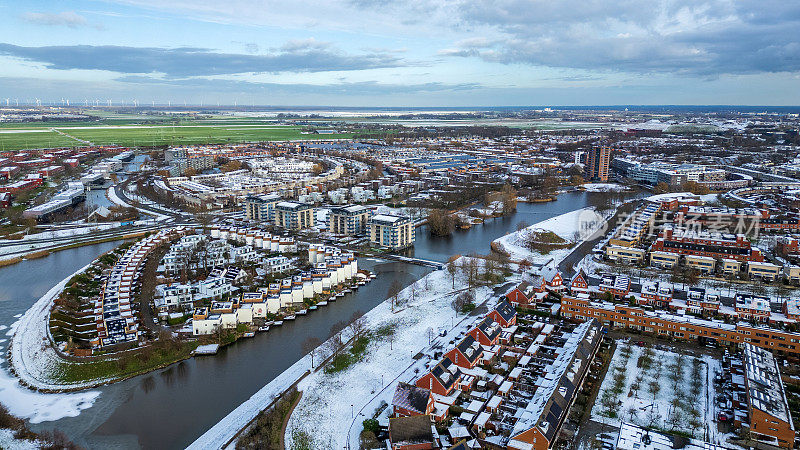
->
[[1, 0, 799, 106]]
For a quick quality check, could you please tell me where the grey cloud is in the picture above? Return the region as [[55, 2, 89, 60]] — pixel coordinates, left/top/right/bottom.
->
[[441, 0, 800, 76], [0, 43, 405, 77], [115, 75, 480, 95]]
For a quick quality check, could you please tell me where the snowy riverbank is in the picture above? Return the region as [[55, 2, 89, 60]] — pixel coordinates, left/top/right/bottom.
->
[[492, 206, 606, 262], [285, 259, 500, 449], [3, 263, 102, 423], [190, 257, 509, 449]]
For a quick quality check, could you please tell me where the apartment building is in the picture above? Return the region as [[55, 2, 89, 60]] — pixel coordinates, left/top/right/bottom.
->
[[650, 226, 765, 263], [584, 146, 611, 182], [368, 214, 415, 249], [329, 204, 372, 235], [274, 201, 315, 230], [244, 193, 281, 222], [561, 294, 800, 356], [743, 344, 796, 448]]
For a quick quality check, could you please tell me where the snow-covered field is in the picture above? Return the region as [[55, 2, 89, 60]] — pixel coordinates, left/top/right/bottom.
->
[[285, 260, 499, 449], [492, 207, 607, 262], [590, 342, 726, 443]]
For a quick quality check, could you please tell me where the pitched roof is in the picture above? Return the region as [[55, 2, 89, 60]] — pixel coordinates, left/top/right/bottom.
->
[[541, 266, 561, 283], [392, 382, 431, 414], [475, 317, 502, 342], [431, 356, 460, 390], [389, 415, 435, 445], [455, 335, 482, 364], [493, 299, 517, 322]]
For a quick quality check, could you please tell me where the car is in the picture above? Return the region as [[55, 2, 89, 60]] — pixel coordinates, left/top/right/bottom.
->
[[152, 318, 159, 324], [717, 413, 728, 422]]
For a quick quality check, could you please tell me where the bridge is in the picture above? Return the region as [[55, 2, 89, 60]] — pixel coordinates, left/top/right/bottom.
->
[[370, 253, 445, 269]]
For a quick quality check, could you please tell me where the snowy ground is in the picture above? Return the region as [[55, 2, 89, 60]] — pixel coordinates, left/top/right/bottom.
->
[[492, 207, 607, 262], [589, 342, 728, 444], [284, 258, 501, 449], [0, 429, 39, 450], [189, 257, 505, 450], [582, 183, 630, 193], [1, 263, 102, 424], [7, 262, 109, 393]]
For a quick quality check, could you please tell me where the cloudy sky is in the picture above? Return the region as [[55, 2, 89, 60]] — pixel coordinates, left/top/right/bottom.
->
[[1, 0, 799, 106]]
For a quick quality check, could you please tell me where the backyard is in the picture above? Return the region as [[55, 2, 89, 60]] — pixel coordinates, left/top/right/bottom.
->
[[589, 340, 726, 443]]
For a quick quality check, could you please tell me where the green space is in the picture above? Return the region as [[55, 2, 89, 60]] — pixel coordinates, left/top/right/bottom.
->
[[0, 131, 83, 151], [51, 339, 199, 384], [0, 125, 357, 151]]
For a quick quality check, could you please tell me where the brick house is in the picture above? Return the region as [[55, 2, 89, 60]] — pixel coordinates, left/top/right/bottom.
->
[[392, 382, 434, 417]]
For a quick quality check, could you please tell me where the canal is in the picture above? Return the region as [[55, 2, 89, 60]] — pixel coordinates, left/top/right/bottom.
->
[[2, 190, 615, 449]]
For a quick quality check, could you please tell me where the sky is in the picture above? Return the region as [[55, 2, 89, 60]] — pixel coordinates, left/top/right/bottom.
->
[[0, 0, 798, 107]]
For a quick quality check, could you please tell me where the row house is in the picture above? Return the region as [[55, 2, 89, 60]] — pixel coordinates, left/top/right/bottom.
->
[[683, 287, 721, 314], [735, 294, 771, 322], [561, 295, 800, 356], [469, 317, 502, 346], [598, 274, 630, 299], [638, 281, 673, 308], [391, 382, 435, 418], [650, 226, 765, 263]]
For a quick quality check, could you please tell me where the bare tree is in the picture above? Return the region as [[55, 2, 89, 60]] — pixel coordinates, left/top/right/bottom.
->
[[387, 279, 403, 311], [329, 320, 348, 354], [451, 291, 475, 314], [348, 310, 368, 338], [409, 282, 419, 303], [302, 337, 322, 368], [446, 261, 458, 289]]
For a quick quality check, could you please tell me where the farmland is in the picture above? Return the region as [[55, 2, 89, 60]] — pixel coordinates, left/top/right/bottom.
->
[[0, 124, 358, 151]]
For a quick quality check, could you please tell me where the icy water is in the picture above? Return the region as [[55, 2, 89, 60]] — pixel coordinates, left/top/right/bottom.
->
[[3, 190, 625, 449]]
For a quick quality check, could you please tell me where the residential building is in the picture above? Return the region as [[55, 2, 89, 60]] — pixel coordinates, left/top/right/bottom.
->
[[584, 146, 611, 182], [392, 382, 435, 417], [368, 214, 415, 249], [743, 344, 796, 448], [329, 204, 372, 235], [275, 201, 315, 230], [244, 193, 281, 222]]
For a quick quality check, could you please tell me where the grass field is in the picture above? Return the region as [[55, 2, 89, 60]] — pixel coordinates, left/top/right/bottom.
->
[[0, 130, 83, 151], [0, 125, 357, 150]]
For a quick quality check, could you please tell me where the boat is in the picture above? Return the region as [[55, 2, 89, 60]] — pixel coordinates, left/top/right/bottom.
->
[[318, 301, 328, 306], [343, 288, 352, 293], [309, 305, 318, 310], [329, 296, 337, 301], [258, 326, 270, 332], [285, 315, 296, 320], [336, 292, 345, 298], [297, 309, 308, 315], [243, 332, 255, 338], [273, 320, 284, 326]]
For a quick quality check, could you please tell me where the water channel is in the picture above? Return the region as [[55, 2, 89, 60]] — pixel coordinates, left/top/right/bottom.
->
[[0, 190, 618, 449]]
